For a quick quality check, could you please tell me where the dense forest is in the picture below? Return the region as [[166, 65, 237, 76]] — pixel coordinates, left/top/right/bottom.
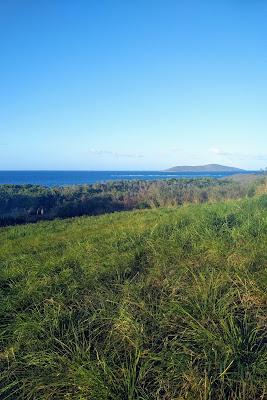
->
[[0, 175, 264, 226]]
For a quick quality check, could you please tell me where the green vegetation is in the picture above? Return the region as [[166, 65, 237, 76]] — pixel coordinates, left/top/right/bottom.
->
[[0, 175, 264, 226], [0, 193, 266, 399], [164, 164, 245, 172]]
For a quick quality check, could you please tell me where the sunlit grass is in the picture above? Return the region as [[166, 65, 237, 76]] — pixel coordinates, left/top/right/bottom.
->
[[0, 196, 266, 399]]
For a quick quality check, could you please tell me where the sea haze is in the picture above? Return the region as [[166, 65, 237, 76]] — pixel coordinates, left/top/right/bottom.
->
[[0, 170, 254, 187]]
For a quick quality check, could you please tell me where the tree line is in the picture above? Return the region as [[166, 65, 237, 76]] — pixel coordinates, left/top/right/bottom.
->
[[0, 176, 264, 226]]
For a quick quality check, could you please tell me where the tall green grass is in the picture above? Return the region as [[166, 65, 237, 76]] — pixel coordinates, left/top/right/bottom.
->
[[0, 196, 266, 399]]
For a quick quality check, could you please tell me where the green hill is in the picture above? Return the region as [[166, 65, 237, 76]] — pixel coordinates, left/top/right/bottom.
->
[[165, 164, 246, 172], [0, 196, 267, 399]]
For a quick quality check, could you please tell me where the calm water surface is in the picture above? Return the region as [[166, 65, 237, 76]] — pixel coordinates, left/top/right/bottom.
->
[[0, 171, 252, 187]]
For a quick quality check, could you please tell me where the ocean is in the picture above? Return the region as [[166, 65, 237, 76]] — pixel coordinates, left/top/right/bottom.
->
[[0, 170, 252, 187]]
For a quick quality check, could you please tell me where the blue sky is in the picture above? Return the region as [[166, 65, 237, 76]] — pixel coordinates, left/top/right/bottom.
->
[[0, 0, 266, 170]]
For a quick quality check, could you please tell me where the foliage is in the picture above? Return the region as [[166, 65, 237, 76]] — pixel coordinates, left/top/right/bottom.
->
[[0, 176, 264, 226], [0, 194, 266, 399]]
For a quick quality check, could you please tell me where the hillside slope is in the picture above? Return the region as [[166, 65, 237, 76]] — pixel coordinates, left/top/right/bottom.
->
[[0, 197, 267, 399], [165, 164, 245, 172]]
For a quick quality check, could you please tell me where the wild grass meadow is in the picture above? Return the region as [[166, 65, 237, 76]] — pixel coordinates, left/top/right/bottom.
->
[[0, 193, 266, 399]]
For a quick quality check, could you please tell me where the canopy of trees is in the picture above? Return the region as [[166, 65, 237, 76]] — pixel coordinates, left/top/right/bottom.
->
[[0, 176, 264, 226]]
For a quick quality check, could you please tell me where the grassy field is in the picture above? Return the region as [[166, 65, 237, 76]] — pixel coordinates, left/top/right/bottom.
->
[[0, 195, 267, 399]]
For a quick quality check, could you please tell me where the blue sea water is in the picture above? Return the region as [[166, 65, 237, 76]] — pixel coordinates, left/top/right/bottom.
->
[[0, 171, 253, 187]]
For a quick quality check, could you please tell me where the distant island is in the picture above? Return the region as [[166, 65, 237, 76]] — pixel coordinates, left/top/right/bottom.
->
[[164, 164, 246, 172]]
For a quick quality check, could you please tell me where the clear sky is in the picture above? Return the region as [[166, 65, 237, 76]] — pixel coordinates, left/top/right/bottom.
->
[[0, 0, 266, 170]]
